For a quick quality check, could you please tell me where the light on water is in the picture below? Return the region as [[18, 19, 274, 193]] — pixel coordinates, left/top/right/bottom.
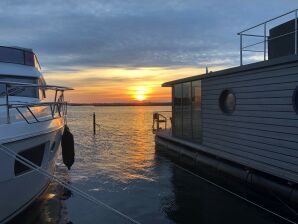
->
[[10, 106, 288, 224]]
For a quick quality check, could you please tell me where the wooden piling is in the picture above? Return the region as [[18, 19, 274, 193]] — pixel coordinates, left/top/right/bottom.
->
[[93, 112, 96, 135]]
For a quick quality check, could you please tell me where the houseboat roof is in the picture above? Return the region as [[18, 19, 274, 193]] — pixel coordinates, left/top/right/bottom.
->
[[162, 55, 298, 87]]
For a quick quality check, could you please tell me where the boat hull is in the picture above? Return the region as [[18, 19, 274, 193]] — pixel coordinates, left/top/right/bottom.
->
[[0, 127, 64, 223]]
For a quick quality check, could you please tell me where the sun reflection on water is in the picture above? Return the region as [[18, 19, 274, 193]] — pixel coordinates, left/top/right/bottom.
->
[[65, 106, 170, 184]]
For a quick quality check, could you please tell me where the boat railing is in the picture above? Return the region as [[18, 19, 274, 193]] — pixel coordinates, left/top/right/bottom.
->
[[238, 8, 298, 65], [152, 111, 172, 134], [0, 81, 73, 124]]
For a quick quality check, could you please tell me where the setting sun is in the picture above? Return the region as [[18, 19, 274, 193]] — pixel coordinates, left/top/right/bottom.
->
[[128, 86, 151, 101], [136, 94, 145, 101]]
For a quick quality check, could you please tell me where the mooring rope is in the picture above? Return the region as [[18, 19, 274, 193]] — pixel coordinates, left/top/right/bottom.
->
[[0, 144, 141, 224], [170, 162, 297, 224], [269, 189, 298, 217]]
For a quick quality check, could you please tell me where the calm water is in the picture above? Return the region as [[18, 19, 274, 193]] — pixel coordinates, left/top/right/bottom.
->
[[11, 106, 292, 224]]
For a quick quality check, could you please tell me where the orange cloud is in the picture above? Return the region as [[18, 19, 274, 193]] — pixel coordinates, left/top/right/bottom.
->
[[44, 66, 224, 103]]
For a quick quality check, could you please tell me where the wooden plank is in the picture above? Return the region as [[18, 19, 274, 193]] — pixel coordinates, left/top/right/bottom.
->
[[204, 119, 298, 135], [203, 131, 298, 159], [204, 97, 292, 105], [203, 110, 298, 120], [203, 126, 298, 149], [203, 66, 298, 87], [203, 123, 298, 143], [203, 136, 298, 167], [204, 89, 293, 100], [204, 73, 298, 89], [204, 76, 298, 91], [203, 104, 294, 112], [203, 82, 297, 94], [203, 113, 298, 127], [203, 140, 298, 173]]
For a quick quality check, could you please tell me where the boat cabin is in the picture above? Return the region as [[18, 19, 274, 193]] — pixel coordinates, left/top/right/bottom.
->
[[0, 46, 41, 70], [0, 46, 45, 99]]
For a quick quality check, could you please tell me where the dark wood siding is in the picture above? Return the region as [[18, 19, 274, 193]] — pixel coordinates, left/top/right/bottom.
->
[[202, 63, 298, 183]]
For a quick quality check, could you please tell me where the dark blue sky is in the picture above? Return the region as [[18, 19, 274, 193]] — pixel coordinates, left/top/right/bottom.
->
[[0, 1, 297, 72]]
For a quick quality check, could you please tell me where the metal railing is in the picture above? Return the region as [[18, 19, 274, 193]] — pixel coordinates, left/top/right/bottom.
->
[[0, 81, 73, 124], [238, 8, 298, 65], [152, 111, 172, 133]]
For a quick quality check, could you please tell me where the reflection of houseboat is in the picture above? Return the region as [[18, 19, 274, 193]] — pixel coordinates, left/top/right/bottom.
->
[[0, 46, 72, 222], [154, 10, 298, 205]]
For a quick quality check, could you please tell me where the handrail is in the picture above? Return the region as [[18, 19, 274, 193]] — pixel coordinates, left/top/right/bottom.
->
[[152, 111, 172, 133], [8, 102, 67, 107], [0, 81, 73, 91], [238, 9, 298, 34], [0, 81, 73, 124], [238, 8, 298, 65], [153, 110, 172, 113]]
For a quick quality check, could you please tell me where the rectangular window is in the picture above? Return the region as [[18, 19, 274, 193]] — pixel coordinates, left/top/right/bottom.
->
[[173, 84, 182, 137], [172, 80, 202, 143], [192, 80, 202, 142], [182, 82, 192, 138], [0, 47, 41, 70], [0, 47, 24, 64], [24, 51, 34, 66], [0, 76, 38, 98]]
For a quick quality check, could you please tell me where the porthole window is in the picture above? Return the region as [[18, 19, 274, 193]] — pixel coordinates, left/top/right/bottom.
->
[[219, 89, 236, 114], [293, 87, 298, 114]]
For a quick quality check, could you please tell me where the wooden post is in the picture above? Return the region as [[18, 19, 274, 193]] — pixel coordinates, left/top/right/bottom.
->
[[5, 84, 10, 124], [93, 112, 96, 135]]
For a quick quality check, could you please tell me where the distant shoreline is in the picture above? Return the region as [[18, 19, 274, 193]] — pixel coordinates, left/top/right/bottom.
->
[[68, 102, 172, 107]]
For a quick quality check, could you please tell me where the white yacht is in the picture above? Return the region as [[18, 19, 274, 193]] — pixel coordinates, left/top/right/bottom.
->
[[0, 46, 72, 223]]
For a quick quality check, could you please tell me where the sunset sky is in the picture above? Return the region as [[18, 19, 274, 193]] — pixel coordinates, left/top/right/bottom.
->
[[0, 1, 297, 103]]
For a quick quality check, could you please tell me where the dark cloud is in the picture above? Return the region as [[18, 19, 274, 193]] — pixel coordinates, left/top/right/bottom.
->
[[0, 0, 297, 71]]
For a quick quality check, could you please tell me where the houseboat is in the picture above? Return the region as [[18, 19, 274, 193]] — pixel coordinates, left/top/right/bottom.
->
[[154, 9, 298, 205], [0, 46, 72, 223]]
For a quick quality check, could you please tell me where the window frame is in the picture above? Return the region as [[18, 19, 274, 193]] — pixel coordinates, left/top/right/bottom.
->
[[0, 46, 41, 70], [0, 75, 39, 98], [172, 80, 202, 143], [293, 86, 298, 114], [219, 89, 236, 115]]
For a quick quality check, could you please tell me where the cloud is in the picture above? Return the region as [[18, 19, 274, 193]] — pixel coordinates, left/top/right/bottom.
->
[[0, 0, 297, 73]]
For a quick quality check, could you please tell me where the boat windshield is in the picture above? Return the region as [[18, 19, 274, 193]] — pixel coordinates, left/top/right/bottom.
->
[[0, 76, 38, 98], [0, 46, 41, 70]]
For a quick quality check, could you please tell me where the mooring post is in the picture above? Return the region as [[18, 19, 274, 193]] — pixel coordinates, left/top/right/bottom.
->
[[93, 112, 96, 135]]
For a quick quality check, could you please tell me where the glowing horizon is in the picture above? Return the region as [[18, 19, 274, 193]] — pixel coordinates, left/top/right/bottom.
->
[[44, 66, 224, 103]]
